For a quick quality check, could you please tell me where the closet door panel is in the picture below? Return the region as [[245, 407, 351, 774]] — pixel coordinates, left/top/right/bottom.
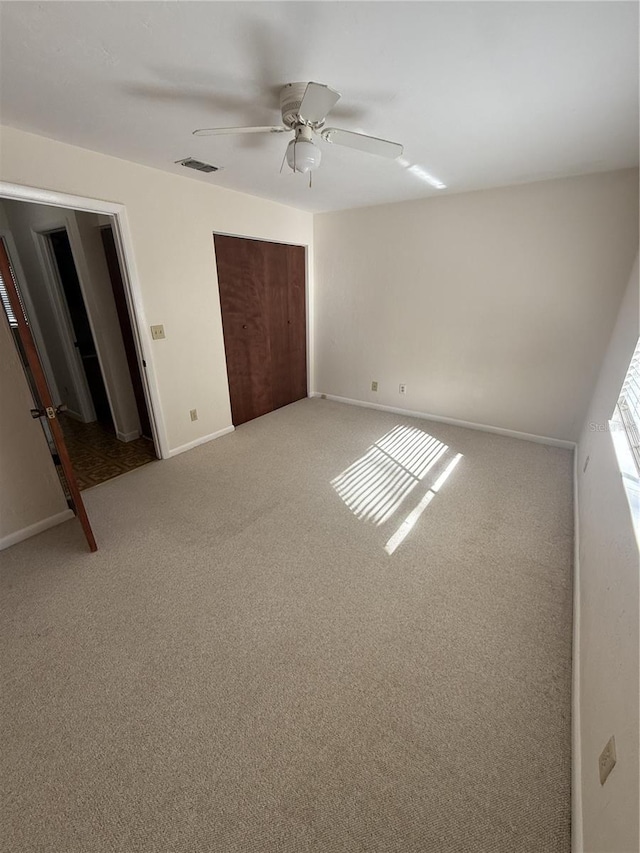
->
[[286, 244, 307, 404], [214, 235, 273, 426], [264, 241, 292, 411]]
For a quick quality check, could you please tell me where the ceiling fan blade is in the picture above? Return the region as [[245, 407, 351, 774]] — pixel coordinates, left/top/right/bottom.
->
[[299, 82, 341, 124], [193, 126, 287, 137], [321, 128, 403, 159]]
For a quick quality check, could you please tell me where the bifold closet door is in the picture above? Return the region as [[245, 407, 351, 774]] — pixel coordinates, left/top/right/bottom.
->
[[214, 235, 273, 426], [214, 235, 307, 427], [263, 240, 307, 410]]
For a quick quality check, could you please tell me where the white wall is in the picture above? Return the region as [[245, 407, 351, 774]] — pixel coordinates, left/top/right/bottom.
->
[[575, 256, 639, 853], [0, 308, 70, 548], [314, 170, 639, 442], [0, 125, 315, 456]]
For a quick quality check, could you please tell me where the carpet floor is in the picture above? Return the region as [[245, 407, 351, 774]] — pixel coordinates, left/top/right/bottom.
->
[[0, 399, 574, 852]]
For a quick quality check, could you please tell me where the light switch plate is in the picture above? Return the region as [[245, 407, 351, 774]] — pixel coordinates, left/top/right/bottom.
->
[[151, 324, 165, 340]]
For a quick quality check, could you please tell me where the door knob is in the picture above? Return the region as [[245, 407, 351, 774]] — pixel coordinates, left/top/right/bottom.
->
[[30, 403, 67, 420], [242, 324, 248, 329]]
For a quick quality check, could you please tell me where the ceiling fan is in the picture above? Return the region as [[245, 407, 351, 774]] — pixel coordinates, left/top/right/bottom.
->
[[193, 81, 404, 176]]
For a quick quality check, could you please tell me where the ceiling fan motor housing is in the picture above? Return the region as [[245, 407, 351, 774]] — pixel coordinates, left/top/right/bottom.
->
[[281, 82, 322, 128]]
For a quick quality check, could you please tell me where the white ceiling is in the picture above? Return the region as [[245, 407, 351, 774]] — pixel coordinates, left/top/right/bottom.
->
[[0, 2, 637, 213]]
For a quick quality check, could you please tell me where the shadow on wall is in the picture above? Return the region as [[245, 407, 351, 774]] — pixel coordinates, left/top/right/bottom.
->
[[331, 423, 463, 555]]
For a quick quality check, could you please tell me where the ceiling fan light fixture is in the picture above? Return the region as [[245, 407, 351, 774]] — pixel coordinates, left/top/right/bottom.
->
[[286, 137, 321, 174]]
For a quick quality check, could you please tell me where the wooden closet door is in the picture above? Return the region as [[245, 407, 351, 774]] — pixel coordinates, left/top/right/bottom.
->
[[214, 235, 273, 426], [264, 240, 294, 411], [214, 235, 307, 427]]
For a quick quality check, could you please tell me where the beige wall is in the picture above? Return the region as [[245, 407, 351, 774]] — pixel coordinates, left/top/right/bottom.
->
[[0, 309, 69, 547], [576, 256, 639, 853], [0, 125, 314, 457], [314, 170, 639, 442]]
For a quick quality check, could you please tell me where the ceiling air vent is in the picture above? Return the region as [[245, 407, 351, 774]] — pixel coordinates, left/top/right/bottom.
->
[[175, 157, 220, 173]]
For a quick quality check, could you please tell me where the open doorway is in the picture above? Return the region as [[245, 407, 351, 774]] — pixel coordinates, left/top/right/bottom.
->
[[0, 198, 158, 490], [47, 228, 112, 424]]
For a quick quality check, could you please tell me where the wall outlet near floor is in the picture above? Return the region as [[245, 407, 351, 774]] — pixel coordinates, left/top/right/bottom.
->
[[599, 735, 616, 785], [371, 380, 378, 392], [150, 324, 165, 340], [399, 383, 407, 394], [190, 408, 198, 422]]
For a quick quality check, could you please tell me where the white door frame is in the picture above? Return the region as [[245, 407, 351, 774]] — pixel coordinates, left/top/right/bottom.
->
[[0, 182, 168, 459]]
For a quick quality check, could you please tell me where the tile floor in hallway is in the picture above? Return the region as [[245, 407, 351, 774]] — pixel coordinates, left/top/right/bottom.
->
[[59, 414, 156, 490]]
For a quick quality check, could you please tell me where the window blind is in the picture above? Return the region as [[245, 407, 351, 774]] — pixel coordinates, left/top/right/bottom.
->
[[618, 337, 640, 473]]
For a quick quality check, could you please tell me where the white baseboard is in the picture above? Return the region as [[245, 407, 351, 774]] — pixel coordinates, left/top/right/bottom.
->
[[311, 393, 576, 449], [116, 429, 141, 443], [167, 425, 235, 458], [0, 508, 74, 551], [572, 447, 583, 853]]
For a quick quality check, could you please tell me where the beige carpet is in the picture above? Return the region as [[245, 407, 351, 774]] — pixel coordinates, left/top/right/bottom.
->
[[0, 399, 573, 852]]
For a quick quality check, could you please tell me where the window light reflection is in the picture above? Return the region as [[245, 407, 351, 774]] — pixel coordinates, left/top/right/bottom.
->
[[384, 453, 463, 555], [331, 424, 449, 526]]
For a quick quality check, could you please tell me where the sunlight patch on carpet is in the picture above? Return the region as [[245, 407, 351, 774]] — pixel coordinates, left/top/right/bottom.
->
[[331, 424, 449, 525]]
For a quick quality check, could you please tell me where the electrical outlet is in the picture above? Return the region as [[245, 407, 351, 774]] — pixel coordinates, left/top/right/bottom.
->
[[599, 735, 616, 785], [150, 324, 165, 340], [371, 381, 378, 392], [190, 409, 198, 422], [399, 383, 407, 394]]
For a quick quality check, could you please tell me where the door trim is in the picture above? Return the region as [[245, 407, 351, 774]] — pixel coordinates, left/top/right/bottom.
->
[[0, 182, 168, 459]]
